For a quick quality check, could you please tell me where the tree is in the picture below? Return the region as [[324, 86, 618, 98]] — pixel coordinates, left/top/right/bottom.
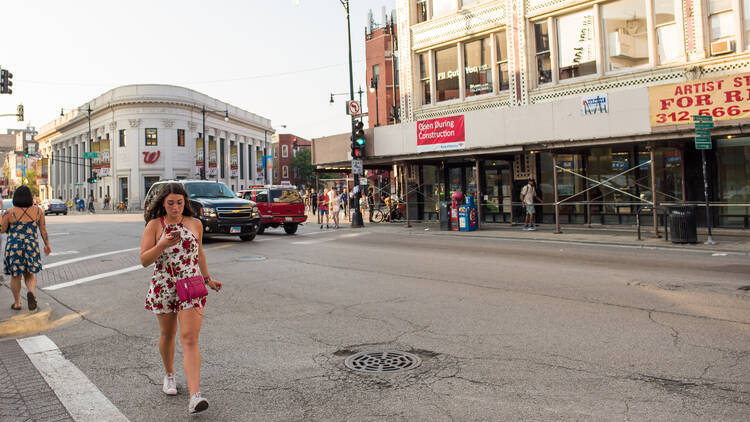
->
[[290, 148, 314, 188], [24, 168, 39, 197]]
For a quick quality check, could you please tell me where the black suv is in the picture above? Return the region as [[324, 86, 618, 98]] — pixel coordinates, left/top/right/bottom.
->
[[144, 180, 260, 241]]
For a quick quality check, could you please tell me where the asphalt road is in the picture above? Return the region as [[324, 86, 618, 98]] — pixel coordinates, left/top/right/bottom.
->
[[23, 213, 750, 421]]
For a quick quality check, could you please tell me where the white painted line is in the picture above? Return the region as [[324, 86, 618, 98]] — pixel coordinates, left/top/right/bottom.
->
[[47, 232, 70, 236], [45, 247, 140, 269], [43, 265, 145, 291], [49, 250, 79, 257], [18, 335, 130, 422]]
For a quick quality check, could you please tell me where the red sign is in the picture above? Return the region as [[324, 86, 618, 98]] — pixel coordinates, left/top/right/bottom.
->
[[417, 115, 465, 153], [143, 151, 161, 164]]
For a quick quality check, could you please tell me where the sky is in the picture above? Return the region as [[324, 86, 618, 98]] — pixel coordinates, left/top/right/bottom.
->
[[0, 0, 397, 140]]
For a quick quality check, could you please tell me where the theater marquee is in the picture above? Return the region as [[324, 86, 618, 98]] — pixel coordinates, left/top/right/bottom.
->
[[649, 73, 750, 127]]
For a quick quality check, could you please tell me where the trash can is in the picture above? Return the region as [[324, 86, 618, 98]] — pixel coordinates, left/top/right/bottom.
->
[[439, 201, 451, 231], [668, 205, 698, 244]]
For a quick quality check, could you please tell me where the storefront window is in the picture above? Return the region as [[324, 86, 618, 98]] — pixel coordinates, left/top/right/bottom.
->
[[465, 166, 477, 197], [652, 148, 683, 203], [717, 137, 750, 227], [433, 0, 457, 17], [448, 167, 462, 197], [435, 45, 459, 102], [464, 38, 492, 97], [495, 31, 509, 91], [602, 0, 648, 72], [534, 22, 552, 84], [709, 0, 734, 42], [588, 147, 637, 223], [419, 53, 431, 105], [654, 0, 679, 63], [558, 9, 597, 79], [422, 165, 441, 219]]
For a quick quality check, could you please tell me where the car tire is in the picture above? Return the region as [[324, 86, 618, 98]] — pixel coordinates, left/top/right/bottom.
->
[[240, 233, 255, 241], [257, 224, 265, 235], [283, 224, 298, 235]]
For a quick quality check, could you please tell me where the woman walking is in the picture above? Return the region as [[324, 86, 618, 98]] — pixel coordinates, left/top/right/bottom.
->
[[331, 188, 341, 229], [140, 183, 223, 414], [3, 186, 51, 311]]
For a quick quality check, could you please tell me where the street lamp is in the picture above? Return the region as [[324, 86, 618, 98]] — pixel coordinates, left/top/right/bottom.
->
[[200, 105, 229, 180], [60, 104, 93, 196], [369, 76, 380, 127], [329, 87, 364, 109]]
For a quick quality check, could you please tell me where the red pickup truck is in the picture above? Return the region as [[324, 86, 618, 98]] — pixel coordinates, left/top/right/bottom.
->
[[238, 186, 307, 235]]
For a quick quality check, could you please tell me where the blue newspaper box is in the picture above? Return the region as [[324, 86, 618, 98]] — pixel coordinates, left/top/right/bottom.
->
[[458, 204, 478, 231]]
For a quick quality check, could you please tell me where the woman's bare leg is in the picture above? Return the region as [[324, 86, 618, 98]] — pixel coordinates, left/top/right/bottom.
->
[[178, 307, 203, 396], [10, 275, 22, 308], [23, 273, 36, 295], [156, 313, 178, 374]]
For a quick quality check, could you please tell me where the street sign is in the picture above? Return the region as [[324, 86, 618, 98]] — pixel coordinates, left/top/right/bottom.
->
[[694, 121, 715, 129], [695, 142, 712, 150], [83, 152, 99, 159], [692, 115, 713, 122], [695, 136, 711, 143], [695, 129, 711, 137], [346, 100, 361, 116], [351, 159, 363, 175]]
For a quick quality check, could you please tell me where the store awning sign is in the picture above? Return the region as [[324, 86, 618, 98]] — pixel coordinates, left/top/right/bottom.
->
[[649, 72, 750, 126], [417, 115, 465, 153]]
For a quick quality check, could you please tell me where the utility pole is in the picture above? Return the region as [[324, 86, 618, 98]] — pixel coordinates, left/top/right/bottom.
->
[[341, 0, 364, 228]]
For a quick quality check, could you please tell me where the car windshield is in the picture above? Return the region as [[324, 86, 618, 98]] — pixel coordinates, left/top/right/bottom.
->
[[50, 199, 64, 204], [270, 189, 303, 204], [184, 182, 236, 198]]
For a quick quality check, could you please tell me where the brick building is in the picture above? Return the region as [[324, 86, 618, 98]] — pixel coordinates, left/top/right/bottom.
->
[[272, 134, 311, 187], [365, 8, 400, 128]]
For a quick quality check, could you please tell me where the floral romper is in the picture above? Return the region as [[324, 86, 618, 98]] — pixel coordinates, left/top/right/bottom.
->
[[145, 218, 206, 313], [4, 207, 43, 276]]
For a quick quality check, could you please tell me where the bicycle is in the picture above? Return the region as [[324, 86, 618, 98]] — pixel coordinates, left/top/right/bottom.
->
[[371, 205, 403, 223]]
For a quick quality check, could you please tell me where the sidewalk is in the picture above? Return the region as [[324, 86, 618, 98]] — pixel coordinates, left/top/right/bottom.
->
[[358, 219, 750, 255]]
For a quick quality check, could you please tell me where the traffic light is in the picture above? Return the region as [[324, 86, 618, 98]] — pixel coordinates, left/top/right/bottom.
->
[[199, 167, 205, 179], [0, 69, 13, 94], [17, 104, 23, 121], [87, 176, 98, 184], [354, 120, 365, 147]]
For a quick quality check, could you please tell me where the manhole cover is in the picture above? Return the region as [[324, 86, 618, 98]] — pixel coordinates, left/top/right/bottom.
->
[[236, 255, 266, 262], [344, 350, 422, 373]]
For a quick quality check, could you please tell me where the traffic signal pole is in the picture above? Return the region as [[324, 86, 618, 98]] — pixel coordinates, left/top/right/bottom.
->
[[342, 0, 364, 228]]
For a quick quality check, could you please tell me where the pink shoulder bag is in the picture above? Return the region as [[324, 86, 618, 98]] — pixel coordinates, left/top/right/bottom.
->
[[160, 218, 208, 303]]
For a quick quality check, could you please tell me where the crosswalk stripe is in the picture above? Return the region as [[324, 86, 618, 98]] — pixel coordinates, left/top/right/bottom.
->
[[45, 247, 140, 269], [18, 335, 130, 422], [43, 265, 146, 291]]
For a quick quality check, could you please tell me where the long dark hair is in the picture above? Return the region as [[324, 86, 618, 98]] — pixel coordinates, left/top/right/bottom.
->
[[13, 186, 34, 208], [144, 183, 194, 223]]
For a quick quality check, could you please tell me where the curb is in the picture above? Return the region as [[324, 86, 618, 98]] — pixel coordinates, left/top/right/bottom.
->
[[0, 304, 52, 338]]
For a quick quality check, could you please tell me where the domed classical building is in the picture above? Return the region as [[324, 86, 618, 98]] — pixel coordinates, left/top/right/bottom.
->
[[36, 84, 273, 209]]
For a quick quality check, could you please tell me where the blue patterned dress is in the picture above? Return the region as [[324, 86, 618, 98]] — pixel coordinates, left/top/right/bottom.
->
[[3, 208, 42, 276]]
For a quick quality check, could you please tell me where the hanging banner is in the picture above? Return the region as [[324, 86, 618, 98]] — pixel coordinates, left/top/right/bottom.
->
[[230, 144, 238, 177], [256, 149, 264, 175], [208, 138, 217, 177], [194, 137, 204, 176], [557, 9, 595, 69], [417, 115, 465, 153], [649, 72, 750, 126]]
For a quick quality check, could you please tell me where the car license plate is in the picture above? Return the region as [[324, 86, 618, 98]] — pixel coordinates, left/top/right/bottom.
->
[[230, 226, 241, 234], [285, 217, 293, 222]]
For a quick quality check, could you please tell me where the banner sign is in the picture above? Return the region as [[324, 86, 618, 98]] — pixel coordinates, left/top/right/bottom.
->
[[649, 73, 750, 126], [417, 115, 465, 153], [230, 144, 238, 177], [195, 137, 204, 166], [581, 93, 608, 115], [208, 138, 217, 174]]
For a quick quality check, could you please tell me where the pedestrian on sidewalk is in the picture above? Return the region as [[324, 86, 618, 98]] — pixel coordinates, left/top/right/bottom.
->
[[366, 186, 375, 222], [331, 188, 341, 229], [310, 188, 317, 216], [521, 178, 542, 231], [88, 195, 95, 214], [318, 188, 330, 229], [140, 183, 223, 415], [2, 186, 51, 311]]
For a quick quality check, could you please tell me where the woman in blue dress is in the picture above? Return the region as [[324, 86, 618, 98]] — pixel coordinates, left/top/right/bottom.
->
[[2, 186, 51, 311]]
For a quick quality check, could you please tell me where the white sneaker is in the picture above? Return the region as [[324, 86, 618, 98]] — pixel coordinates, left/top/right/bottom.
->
[[188, 392, 209, 414], [162, 373, 177, 396]]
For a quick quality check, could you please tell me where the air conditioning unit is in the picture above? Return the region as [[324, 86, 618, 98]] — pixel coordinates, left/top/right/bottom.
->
[[710, 39, 734, 56], [608, 29, 648, 59]]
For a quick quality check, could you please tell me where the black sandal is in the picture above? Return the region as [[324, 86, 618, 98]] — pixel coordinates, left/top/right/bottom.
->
[[11, 303, 21, 311], [27, 292, 37, 311]]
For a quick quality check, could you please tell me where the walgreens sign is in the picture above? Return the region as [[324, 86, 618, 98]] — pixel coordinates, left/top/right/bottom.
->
[[416, 115, 465, 153]]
